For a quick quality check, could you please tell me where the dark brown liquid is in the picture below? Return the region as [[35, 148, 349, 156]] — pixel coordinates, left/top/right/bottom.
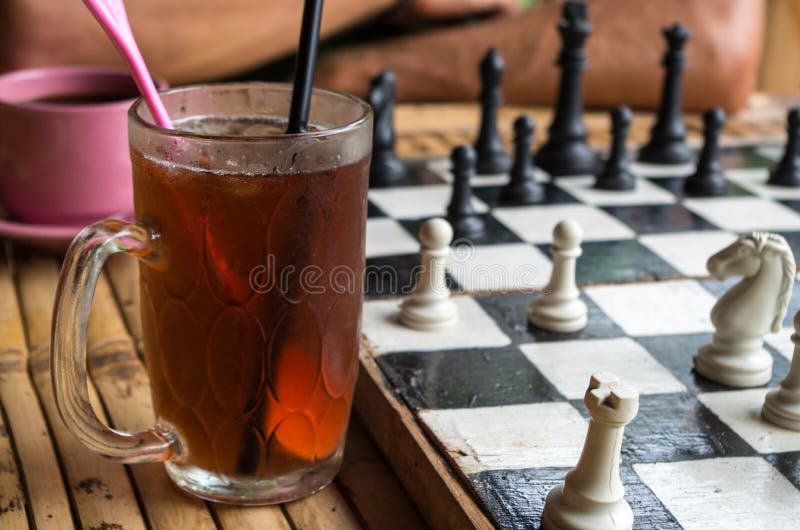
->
[[29, 92, 136, 104], [132, 139, 368, 478]]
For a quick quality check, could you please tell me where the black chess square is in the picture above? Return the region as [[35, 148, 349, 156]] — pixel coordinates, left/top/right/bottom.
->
[[571, 393, 756, 463], [364, 253, 461, 298], [377, 345, 562, 410], [635, 333, 790, 394], [476, 291, 625, 345], [603, 203, 719, 234], [649, 176, 753, 199], [400, 214, 524, 247], [469, 466, 681, 530], [473, 182, 580, 208], [535, 239, 680, 284]]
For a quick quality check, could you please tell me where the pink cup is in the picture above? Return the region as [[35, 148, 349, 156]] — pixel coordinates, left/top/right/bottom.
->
[[0, 66, 166, 225]]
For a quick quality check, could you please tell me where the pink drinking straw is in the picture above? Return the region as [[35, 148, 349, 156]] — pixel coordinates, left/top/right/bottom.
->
[[83, 0, 173, 129]]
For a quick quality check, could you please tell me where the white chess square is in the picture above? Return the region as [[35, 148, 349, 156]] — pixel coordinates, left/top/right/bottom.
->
[[756, 146, 783, 162], [584, 280, 716, 336], [683, 196, 800, 232], [366, 218, 419, 258], [725, 168, 800, 200], [519, 337, 687, 399], [634, 457, 800, 530], [493, 204, 636, 244], [765, 326, 795, 361], [698, 389, 800, 453], [631, 161, 695, 178], [368, 185, 489, 219], [638, 231, 738, 276], [554, 176, 676, 206], [361, 296, 510, 354], [447, 243, 552, 292], [419, 402, 586, 474]]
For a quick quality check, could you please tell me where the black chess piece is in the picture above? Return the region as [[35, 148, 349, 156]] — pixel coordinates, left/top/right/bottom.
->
[[768, 108, 800, 187], [535, 1, 596, 177], [498, 115, 544, 205], [684, 108, 728, 196], [368, 70, 406, 186], [639, 24, 693, 165], [447, 145, 486, 239], [474, 47, 511, 175], [595, 106, 635, 191]]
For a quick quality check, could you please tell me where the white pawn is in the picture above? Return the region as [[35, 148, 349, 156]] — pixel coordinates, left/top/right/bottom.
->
[[400, 218, 459, 331], [762, 310, 800, 431], [542, 372, 639, 530], [529, 220, 588, 333]]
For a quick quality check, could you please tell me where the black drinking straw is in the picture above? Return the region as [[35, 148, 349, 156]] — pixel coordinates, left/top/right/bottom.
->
[[236, 0, 325, 477], [286, 0, 324, 134]]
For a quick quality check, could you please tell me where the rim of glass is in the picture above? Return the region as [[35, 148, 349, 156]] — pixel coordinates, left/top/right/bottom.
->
[[129, 81, 372, 142]]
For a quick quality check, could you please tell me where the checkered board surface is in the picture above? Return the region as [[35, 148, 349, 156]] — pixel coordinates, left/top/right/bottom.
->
[[365, 145, 800, 297], [362, 145, 800, 529]]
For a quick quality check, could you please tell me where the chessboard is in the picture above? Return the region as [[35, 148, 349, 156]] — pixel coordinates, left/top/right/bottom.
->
[[356, 143, 800, 529]]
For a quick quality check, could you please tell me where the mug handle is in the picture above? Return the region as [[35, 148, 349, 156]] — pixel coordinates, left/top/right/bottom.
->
[[52, 219, 177, 463]]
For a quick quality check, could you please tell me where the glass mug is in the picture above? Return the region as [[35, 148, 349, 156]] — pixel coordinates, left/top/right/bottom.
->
[[52, 83, 372, 504]]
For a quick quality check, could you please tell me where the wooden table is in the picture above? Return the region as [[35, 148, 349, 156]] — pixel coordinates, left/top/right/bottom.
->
[[0, 99, 793, 530]]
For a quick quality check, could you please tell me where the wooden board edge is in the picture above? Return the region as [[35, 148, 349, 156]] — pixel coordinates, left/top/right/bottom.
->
[[354, 340, 494, 530]]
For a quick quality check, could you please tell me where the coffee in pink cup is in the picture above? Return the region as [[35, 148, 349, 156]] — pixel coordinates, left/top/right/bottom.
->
[[0, 66, 166, 225]]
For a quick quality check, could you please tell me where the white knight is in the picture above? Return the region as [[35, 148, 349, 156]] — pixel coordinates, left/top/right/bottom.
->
[[695, 232, 795, 387]]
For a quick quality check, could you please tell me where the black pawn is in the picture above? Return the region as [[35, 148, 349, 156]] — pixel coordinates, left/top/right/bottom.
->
[[768, 108, 800, 187], [498, 115, 544, 205], [447, 146, 486, 239], [535, 1, 596, 177], [475, 47, 511, 175], [639, 24, 693, 165], [684, 108, 728, 196], [368, 70, 406, 186], [595, 106, 635, 191]]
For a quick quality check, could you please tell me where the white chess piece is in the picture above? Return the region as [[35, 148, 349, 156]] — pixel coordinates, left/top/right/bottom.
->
[[529, 220, 588, 333], [400, 218, 459, 331], [541, 372, 639, 530], [762, 310, 800, 431], [695, 232, 795, 387]]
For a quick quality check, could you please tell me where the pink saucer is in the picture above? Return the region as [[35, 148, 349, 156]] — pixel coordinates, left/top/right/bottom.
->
[[0, 213, 134, 253]]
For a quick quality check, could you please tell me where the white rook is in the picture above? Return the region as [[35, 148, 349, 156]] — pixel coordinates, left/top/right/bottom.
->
[[400, 218, 459, 331], [542, 372, 639, 530]]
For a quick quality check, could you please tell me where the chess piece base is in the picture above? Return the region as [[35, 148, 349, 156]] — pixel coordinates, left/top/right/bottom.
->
[[400, 298, 458, 332], [369, 154, 406, 187], [638, 140, 693, 165], [595, 171, 635, 191], [684, 172, 728, 197], [693, 343, 773, 387], [768, 166, 800, 188], [762, 389, 800, 431], [536, 141, 596, 177], [529, 297, 588, 333], [497, 182, 544, 206], [476, 151, 511, 176], [448, 215, 485, 240], [541, 484, 633, 530]]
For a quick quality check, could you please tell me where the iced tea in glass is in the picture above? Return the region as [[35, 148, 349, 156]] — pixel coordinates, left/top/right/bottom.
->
[[51, 83, 372, 504]]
